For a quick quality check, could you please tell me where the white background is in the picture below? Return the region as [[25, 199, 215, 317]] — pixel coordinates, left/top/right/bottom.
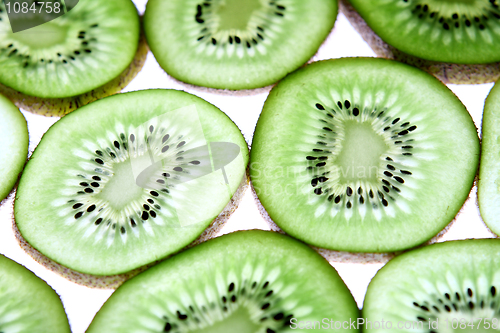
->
[[0, 0, 496, 331]]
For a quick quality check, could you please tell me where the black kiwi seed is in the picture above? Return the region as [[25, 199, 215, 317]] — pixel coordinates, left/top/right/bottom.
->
[[346, 187, 353, 196]]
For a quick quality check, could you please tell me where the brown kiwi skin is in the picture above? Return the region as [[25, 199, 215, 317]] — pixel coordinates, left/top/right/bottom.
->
[[13, 173, 249, 289], [340, 0, 500, 84], [0, 24, 149, 117]]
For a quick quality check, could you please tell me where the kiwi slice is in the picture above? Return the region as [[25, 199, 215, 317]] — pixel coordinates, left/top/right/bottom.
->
[[87, 230, 359, 332], [0, 93, 28, 202], [0, 253, 70, 333], [0, 0, 147, 116], [478, 81, 500, 235], [363, 239, 500, 332], [143, 0, 337, 90], [14, 89, 249, 279], [340, 0, 500, 84], [250, 57, 479, 253]]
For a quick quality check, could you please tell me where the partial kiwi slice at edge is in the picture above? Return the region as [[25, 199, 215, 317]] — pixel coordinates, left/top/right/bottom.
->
[[250, 57, 479, 254], [363, 239, 500, 332], [87, 230, 360, 333], [340, 0, 500, 84], [0, 0, 147, 116], [144, 0, 337, 90], [0, 254, 70, 333], [478, 81, 500, 236], [0, 93, 28, 202], [14, 89, 249, 286]]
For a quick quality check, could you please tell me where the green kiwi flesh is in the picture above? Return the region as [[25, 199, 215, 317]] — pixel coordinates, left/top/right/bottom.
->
[[347, 0, 500, 64], [363, 239, 500, 332], [14, 89, 249, 276], [0, 254, 70, 333], [0, 34, 148, 117], [340, 0, 500, 84], [0, 93, 28, 201], [0, 0, 144, 115], [478, 81, 500, 235], [250, 57, 479, 253], [87, 230, 360, 332], [143, 0, 337, 90]]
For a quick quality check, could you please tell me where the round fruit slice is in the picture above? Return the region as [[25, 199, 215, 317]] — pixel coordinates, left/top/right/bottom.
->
[[143, 0, 337, 90], [0, 254, 70, 333], [87, 230, 359, 332], [14, 89, 248, 276], [0, 93, 28, 201], [363, 239, 500, 332], [250, 58, 479, 253], [478, 81, 500, 235], [0, 0, 146, 115], [347, 0, 500, 65]]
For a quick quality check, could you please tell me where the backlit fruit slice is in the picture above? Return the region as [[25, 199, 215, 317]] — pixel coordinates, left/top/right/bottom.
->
[[479, 81, 500, 235], [347, 0, 500, 64], [0, 93, 28, 201], [87, 230, 360, 333], [14, 89, 248, 276], [250, 57, 479, 253], [144, 0, 337, 89], [0, 0, 139, 98], [0, 254, 70, 333], [0, 0, 146, 116], [363, 239, 500, 332]]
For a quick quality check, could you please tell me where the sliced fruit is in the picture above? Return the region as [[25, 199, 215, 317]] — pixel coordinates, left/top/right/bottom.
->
[[0, 93, 28, 201], [14, 89, 249, 276], [250, 57, 479, 253], [0, 0, 145, 115], [479, 81, 500, 235], [144, 0, 337, 89], [346, 0, 500, 64], [0, 254, 70, 333], [363, 239, 500, 332], [87, 230, 360, 332]]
